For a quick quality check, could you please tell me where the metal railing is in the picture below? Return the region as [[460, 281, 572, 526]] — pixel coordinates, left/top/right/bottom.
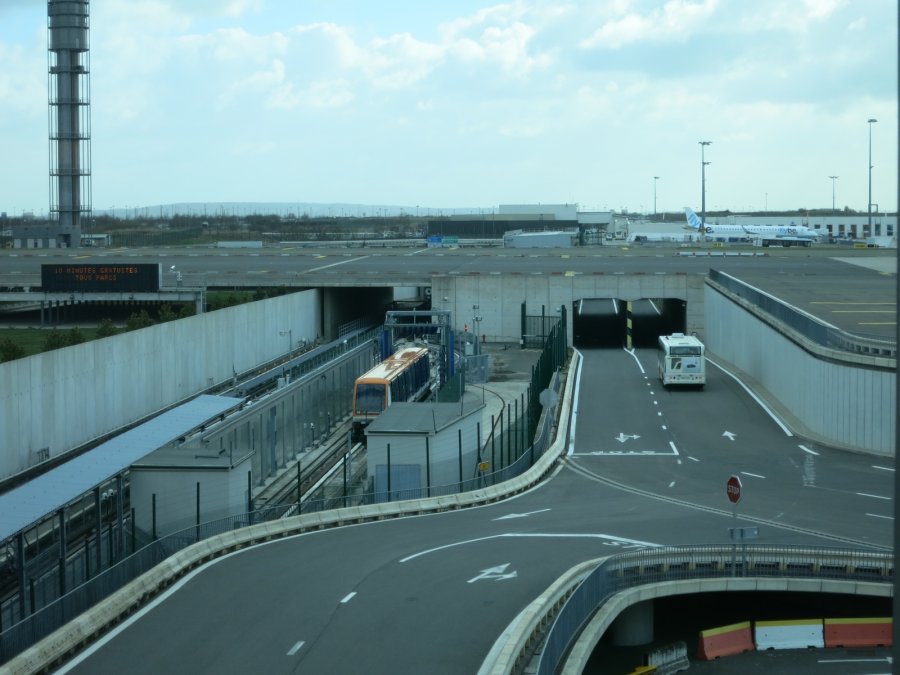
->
[[536, 544, 893, 675]]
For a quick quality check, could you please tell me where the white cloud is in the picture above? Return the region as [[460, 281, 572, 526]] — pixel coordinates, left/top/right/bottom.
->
[[579, 0, 718, 49]]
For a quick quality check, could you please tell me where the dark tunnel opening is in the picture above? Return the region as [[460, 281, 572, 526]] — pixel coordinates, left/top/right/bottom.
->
[[572, 298, 687, 349]]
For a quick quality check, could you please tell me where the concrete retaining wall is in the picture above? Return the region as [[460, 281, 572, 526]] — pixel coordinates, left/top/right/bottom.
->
[[0, 291, 321, 480], [432, 274, 703, 343], [704, 283, 895, 455]]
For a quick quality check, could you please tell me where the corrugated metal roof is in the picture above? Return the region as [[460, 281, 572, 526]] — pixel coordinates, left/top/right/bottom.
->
[[0, 395, 241, 542], [366, 400, 484, 435]]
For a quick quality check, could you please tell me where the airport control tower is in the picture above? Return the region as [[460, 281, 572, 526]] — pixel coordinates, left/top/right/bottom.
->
[[48, 0, 92, 248]]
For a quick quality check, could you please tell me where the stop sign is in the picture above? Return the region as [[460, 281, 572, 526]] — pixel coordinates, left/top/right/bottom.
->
[[726, 475, 742, 504]]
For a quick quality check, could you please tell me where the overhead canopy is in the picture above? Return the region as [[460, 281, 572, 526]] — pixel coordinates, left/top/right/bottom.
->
[[0, 395, 241, 542]]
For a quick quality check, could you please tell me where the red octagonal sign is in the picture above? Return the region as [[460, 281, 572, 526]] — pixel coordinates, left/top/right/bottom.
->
[[726, 475, 742, 504]]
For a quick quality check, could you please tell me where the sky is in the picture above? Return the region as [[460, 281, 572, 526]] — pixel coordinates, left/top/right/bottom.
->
[[0, 0, 896, 216]]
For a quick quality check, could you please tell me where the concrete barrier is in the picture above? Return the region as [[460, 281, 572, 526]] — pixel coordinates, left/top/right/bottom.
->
[[755, 619, 824, 650], [695, 621, 755, 660], [824, 617, 892, 648]]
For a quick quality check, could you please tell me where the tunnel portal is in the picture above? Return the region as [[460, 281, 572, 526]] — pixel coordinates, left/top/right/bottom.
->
[[573, 297, 687, 349]]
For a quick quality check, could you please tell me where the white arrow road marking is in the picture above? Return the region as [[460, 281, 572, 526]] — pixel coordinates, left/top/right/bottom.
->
[[493, 509, 551, 521], [722, 431, 736, 441], [616, 433, 641, 443], [400, 533, 659, 563], [468, 563, 517, 583]]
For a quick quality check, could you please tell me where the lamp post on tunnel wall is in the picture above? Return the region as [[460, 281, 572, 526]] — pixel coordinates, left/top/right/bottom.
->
[[280, 328, 292, 354]]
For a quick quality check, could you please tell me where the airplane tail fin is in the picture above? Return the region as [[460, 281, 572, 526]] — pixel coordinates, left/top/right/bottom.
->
[[684, 207, 703, 231]]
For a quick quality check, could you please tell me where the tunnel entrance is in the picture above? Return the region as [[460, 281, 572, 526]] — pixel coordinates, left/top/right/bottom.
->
[[572, 298, 687, 348]]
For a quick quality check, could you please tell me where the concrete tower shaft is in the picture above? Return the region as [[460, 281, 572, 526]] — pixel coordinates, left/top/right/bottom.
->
[[48, 0, 91, 248]]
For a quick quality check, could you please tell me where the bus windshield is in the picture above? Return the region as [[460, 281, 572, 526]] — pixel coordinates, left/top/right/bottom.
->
[[668, 346, 702, 356]]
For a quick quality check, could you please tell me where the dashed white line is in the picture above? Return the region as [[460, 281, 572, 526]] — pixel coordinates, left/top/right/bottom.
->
[[866, 513, 894, 520], [873, 465, 895, 472], [798, 445, 819, 455], [741, 472, 765, 479], [340, 592, 357, 603], [668, 481, 676, 488], [287, 641, 305, 656], [857, 493, 891, 501]]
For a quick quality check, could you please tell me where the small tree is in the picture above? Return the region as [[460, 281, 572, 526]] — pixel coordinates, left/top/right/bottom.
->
[[66, 326, 86, 345], [42, 329, 69, 352], [0, 339, 25, 363], [96, 318, 118, 338], [125, 310, 155, 331]]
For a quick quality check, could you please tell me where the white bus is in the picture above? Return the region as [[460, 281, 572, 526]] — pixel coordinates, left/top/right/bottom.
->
[[657, 333, 705, 388]]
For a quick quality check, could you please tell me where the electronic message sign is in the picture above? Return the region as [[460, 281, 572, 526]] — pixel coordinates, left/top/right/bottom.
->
[[41, 263, 161, 292]]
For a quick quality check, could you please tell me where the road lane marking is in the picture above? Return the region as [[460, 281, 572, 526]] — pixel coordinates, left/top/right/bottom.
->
[[468, 563, 517, 583], [493, 509, 551, 520], [340, 592, 357, 603], [287, 641, 305, 656], [857, 493, 891, 500], [306, 255, 369, 273], [799, 445, 819, 455], [740, 472, 765, 479], [873, 465, 895, 472], [866, 513, 894, 520]]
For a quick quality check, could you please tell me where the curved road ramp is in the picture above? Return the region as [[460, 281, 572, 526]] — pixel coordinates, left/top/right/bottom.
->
[[2, 351, 894, 674]]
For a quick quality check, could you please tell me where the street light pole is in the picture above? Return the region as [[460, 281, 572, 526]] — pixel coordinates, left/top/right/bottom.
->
[[829, 175, 838, 213], [867, 118, 877, 236], [280, 329, 293, 354], [699, 141, 711, 240], [653, 176, 659, 215]]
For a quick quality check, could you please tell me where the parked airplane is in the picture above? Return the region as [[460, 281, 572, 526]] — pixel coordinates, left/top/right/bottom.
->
[[684, 207, 824, 247]]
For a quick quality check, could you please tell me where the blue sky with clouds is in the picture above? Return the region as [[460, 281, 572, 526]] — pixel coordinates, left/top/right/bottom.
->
[[0, 0, 896, 216]]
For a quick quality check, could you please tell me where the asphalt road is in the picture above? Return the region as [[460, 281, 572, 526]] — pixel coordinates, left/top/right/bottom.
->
[[57, 347, 892, 675]]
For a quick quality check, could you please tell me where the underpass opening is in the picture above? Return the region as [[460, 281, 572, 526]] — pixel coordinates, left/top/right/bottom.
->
[[573, 297, 687, 349]]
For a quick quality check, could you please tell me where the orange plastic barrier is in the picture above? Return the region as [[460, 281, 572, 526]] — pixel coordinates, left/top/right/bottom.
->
[[696, 621, 755, 660], [824, 617, 892, 648]]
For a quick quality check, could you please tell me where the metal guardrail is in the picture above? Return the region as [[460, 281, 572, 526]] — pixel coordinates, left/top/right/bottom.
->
[[536, 544, 893, 675], [708, 269, 896, 358]]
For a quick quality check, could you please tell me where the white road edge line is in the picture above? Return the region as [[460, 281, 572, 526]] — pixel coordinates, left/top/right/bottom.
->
[[866, 513, 894, 520], [857, 493, 891, 501], [873, 465, 895, 472], [707, 359, 793, 436], [567, 350, 584, 456], [798, 444, 819, 455]]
